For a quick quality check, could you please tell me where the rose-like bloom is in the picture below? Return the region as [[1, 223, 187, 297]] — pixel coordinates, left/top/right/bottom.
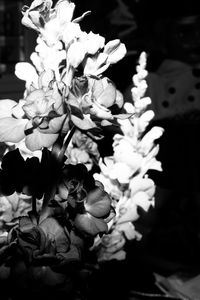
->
[[0, 77, 67, 151], [57, 164, 114, 236], [73, 181, 114, 236], [67, 76, 124, 132], [0, 213, 83, 295]]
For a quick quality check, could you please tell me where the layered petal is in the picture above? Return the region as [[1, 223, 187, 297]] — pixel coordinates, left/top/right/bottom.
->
[[0, 118, 28, 143]]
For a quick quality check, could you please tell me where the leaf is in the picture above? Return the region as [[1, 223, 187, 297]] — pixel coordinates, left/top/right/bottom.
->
[[74, 213, 108, 236], [85, 187, 111, 218]]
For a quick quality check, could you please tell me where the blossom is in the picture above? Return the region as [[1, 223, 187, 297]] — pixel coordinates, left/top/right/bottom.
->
[[0, 73, 68, 151], [33, 37, 66, 79], [73, 181, 113, 236], [83, 39, 127, 76], [22, 0, 74, 45], [67, 76, 125, 132], [56, 164, 114, 236]]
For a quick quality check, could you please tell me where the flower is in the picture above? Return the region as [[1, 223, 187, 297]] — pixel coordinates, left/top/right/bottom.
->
[[22, 0, 75, 45], [83, 39, 127, 76], [56, 164, 114, 236], [73, 181, 114, 236], [0, 72, 68, 151]]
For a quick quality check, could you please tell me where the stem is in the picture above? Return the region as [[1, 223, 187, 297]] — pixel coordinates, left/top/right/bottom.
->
[[31, 195, 37, 214], [58, 125, 76, 163]]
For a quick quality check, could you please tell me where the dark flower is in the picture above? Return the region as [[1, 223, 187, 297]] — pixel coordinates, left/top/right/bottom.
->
[[0, 212, 84, 296]]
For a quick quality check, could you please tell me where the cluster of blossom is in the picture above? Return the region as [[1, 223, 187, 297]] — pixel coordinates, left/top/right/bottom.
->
[[93, 52, 164, 261], [0, 0, 163, 296], [0, 0, 128, 293], [0, 0, 127, 151]]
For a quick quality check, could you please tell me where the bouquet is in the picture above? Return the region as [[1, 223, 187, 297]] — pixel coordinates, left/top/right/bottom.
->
[[0, 0, 163, 299]]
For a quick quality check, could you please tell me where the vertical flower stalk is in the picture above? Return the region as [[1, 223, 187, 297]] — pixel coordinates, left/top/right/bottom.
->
[[93, 52, 164, 262]]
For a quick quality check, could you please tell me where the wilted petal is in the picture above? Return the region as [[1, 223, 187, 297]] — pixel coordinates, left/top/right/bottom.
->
[[0, 118, 28, 143]]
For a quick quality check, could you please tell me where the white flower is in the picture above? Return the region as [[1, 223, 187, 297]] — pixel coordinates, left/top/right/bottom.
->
[[84, 39, 127, 76]]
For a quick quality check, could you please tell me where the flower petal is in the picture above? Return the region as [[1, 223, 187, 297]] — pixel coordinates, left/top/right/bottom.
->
[[55, 0, 75, 23], [25, 126, 59, 151], [0, 118, 27, 143], [39, 217, 70, 253], [0, 99, 18, 118], [85, 187, 111, 218], [104, 40, 127, 64], [15, 62, 38, 86], [74, 213, 108, 236]]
